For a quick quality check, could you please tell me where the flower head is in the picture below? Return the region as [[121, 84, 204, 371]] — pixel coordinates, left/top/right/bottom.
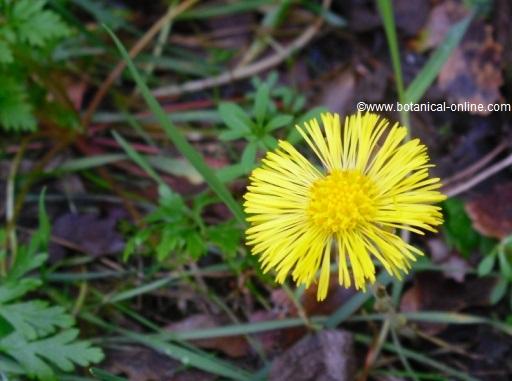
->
[[244, 112, 446, 300]]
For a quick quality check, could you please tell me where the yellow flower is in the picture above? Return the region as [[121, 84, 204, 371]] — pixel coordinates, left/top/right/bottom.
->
[[244, 112, 446, 300]]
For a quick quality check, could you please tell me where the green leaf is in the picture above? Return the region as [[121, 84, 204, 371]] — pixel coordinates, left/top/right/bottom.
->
[[265, 114, 293, 132], [186, 231, 206, 259], [0, 329, 104, 381], [218, 102, 252, 133], [490, 278, 508, 305], [241, 141, 257, 172], [11, 0, 71, 47], [0, 314, 15, 339], [219, 128, 249, 141], [216, 163, 247, 183], [478, 253, 496, 277], [498, 247, 512, 280], [253, 83, 270, 125], [8, 189, 50, 282], [0, 41, 13, 63], [0, 301, 74, 340], [261, 135, 277, 149], [156, 227, 182, 261], [0, 279, 41, 304], [0, 76, 36, 131], [442, 198, 481, 257], [208, 221, 242, 257], [6, 248, 47, 283], [106, 26, 245, 226], [0, 188, 104, 380]]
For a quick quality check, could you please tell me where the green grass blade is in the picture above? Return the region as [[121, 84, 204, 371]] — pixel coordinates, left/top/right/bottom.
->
[[55, 154, 126, 172], [403, 311, 512, 336], [356, 334, 479, 381], [90, 368, 129, 381], [404, 15, 472, 104], [390, 328, 420, 381], [153, 316, 325, 341], [112, 130, 166, 187], [83, 313, 252, 381], [376, 0, 405, 102], [127, 332, 253, 381], [325, 272, 392, 328], [375, 0, 410, 129], [105, 26, 245, 225], [104, 277, 174, 304]]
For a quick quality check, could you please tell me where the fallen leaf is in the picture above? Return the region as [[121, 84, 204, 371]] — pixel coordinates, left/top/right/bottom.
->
[[104, 346, 214, 381], [317, 62, 387, 116], [348, 0, 429, 35], [393, 0, 430, 36], [494, 0, 512, 73], [301, 277, 357, 317], [317, 68, 356, 115], [165, 314, 249, 358], [347, 0, 381, 33], [400, 272, 496, 335], [49, 209, 126, 261], [415, 1, 503, 114], [268, 330, 355, 381], [427, 238, 470, 282], [419, 0, 469, 50], [468, 325, 512, 380], [466, 182, 512, 239], [438, 27, 502, 113]]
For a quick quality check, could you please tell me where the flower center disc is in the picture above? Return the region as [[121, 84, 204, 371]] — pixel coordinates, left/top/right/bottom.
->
[[308, 170, 377, 233]]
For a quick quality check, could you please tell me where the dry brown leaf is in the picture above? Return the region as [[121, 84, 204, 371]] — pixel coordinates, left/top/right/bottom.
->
[[420, 0, 469, 50], [104, 346, 214, 381], [439, 29, 502, 113], [316, 62, 387, 116], [49, 209, 126, 261], [415, 1, 503, 114], [165, 314, 249, 358], [400, 272, 496, 335], [317, 68, 356, 115], [427, 238, 470, 282], [268, 330, 355, 381], [393, 0, 430, 36], [466, 182, 512, 239]]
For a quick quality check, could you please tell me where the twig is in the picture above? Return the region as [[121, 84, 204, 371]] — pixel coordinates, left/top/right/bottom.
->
[[152, 0, 332, 98], [81, 0, 199, 128], [442, 143, 508, 186], [444, 151, 512, 197]]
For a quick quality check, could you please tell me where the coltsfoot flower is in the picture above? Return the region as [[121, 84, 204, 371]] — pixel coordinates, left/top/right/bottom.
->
[[244, 112, 446, 300]]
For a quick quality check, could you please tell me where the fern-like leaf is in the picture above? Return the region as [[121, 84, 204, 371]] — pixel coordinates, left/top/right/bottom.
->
[[0, 76, 36, 131], [0, 330, 104, 381], [10, 0, 71, 47]]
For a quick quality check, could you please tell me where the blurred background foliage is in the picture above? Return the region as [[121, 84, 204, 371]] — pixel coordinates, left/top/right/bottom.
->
[[1, 0, 512, 380]]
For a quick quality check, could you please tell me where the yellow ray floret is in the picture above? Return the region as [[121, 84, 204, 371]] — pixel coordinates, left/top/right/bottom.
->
[[244, 112, 446, 300]]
